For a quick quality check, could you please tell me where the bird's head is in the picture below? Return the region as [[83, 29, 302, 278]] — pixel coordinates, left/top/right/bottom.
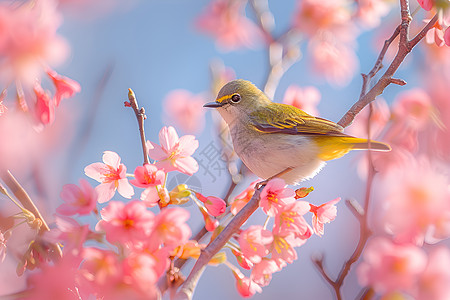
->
[[204, 79, 271, 125]]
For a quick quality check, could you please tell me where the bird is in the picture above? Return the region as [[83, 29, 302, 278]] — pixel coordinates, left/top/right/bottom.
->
[[203, 79, 391, 185]]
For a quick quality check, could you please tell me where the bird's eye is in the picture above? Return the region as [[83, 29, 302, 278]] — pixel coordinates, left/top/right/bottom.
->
[[231, 93, 241, 103]]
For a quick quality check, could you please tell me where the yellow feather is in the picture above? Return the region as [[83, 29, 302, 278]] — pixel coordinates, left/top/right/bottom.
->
[[314, 136, 391, 161]]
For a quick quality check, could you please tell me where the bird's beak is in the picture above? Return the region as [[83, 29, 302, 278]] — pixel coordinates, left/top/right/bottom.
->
[[203, 101, 223, 108]]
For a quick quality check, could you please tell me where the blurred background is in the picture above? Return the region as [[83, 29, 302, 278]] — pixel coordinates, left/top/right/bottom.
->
[[1, 0, 449, 299]]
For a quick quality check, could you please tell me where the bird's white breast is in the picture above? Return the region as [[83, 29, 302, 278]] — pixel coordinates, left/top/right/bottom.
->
[[228, 119, 325, 185]]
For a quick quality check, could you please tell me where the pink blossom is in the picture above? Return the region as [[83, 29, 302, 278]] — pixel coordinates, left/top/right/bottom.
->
[[163, 89, 206, 134], [273, 201, 313, 239], [97, 200, 155, 245], [0, 0, 68, 85], [34, 82, 56, 125], [150, 207, 191, 248], [140, 186, 170, 207], [418, 0, 434, 11], [391, 88, 435, 131], [308, 37, 359, 86], [57, 179, 98, 216], [122, 252, 159, 295], [199, 206, 219, 232], [251, 258, 281, 287], [80, 248, 123, 296], [259, 178, 296, 217], [270, 232, 304, 265], [196, 0, 263, 51], [196, 193, 226, 216], [292, 0, 356, 40], [84, 151, 134, 203], [415, 246, 450, 300], [231, 249, 254, 270], [46, 69, 81, 106], [232, 268, 262, 298], [231, 180, 257, 215], [27, 254, 81, 300], [238, 225, 273, 264], [282, 85, 321, 116], [356, 237, 427, 294], [129, 164, 165, 188], [0, 231, 6, 263], [47, 216, 90, 255], [310, 198, 340, 236], [380, 158, 450, 245], [355, 0, 390, 28], [147, 126, 199, 175]]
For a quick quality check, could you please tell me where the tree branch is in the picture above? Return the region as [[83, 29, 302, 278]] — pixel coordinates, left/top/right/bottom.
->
[[337, 9, 438, 128], [126, 88, 149, 165], [176, 187, 262, 299]]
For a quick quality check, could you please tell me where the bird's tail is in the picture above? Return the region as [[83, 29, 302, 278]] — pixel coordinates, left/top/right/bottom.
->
[[314, 136, 391, 161]]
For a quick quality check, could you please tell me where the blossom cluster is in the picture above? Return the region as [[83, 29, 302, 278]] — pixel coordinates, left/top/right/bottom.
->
[[0, 0, 80, 125], [227, 178, 339, 297]]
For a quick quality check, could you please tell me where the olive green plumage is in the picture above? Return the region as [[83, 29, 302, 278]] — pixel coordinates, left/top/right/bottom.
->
[[204, 79, 390, 184]]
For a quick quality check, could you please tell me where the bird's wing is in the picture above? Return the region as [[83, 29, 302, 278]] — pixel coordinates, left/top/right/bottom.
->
[[249, 103, 346, 136]]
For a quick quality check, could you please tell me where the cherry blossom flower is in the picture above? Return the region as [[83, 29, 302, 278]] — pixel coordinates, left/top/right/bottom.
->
[[129, 164, 165, 188], [232, 268, 262, 298], [0, 231, 6, 263], [259, 178, 296, 217], [97, 200, 155, 245], [140, 185, 170, 207], [27, 254, 81, 300], [79, 248, 123, 296], [46, 69, 81, 106], [84, 151, 134, 203], [147, 126, 199, 176], [273, 201, 313, 239], [293, 0, 354, 38], [199, 205, 219, 232], [150, 207, 191, 248], [196, 193, 226, 216], [231, 249, 254, 270], [57, 179, 98, 216], [269, 231, 305, 265], [122, 252, 159, 296], [415, 246, 450, 300], [34, 82, 56, 125], [380, 158, 450, 245], [251, 258, 281, 287], [238, 225, 273, 264], [355, 0, 390, 28], [282, 85, 321, 116], [46, 216, 91, 256], [231, 180, 257, 215], [163, 89, 206, 134], [309, 198, 340, 236], [418, 0, 434, 11], [356, 237, 427, 294], [390, 88, 437, 131], [0, 0, 69, 85], [308, 37, 359, 86], [196, 0, 263, 51]]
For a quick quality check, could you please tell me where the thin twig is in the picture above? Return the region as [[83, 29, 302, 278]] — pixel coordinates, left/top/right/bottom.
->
[[0, 170, 62, 259], [126, 88, 149, 165], [176, 187, 262, 300], [337, 10, 438, 128]]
